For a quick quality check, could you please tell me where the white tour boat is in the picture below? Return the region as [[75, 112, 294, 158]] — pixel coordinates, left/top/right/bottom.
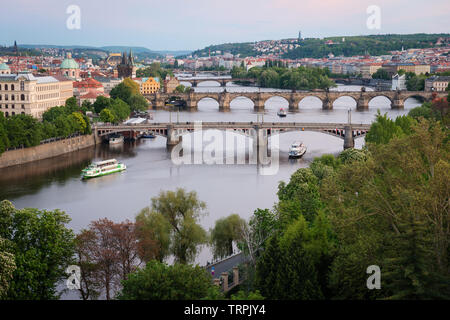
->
[[81, 159, 126, 179], [289, 141, 307, 158], [109, 135, 124, 145], [277, 108, 287, 117]]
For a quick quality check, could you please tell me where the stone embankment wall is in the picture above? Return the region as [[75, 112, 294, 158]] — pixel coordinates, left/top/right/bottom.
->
[[0, 134, 98, 169]]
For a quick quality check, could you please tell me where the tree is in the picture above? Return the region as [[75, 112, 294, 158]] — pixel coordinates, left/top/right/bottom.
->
[[110, 98, 131, 122], [93, 96, 111, 114], [0, 112, 9, 154], [65, 96, 78, 113], [75, 218, 141, 300], [323, 119, 450, 299], [135, 207, 171, 262], [117, 261, 215, 300], [128, 94, 148, 112], [210, 214, 245, 259], [0, 200, 75, 300], [99, 108, 115, 123], [68, 112, 87, 133], [0, 237, 15, 299], [150, 188, 208, 264], [371, 68, 390, 80]]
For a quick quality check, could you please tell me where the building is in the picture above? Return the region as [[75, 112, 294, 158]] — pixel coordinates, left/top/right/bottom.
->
[[163, 75, 180, 93], [425, 76, 450, 92], [73, 72, 107, 105], [360, 63, 382, 78], [0, 63, 11, 75], [140, 77, 160, 94], [0, 71, 73, 118], [382, 62, 430, 76], [59, 53, 81, 80], [117, 51, 137, 79], [391, 74, 406, 91]]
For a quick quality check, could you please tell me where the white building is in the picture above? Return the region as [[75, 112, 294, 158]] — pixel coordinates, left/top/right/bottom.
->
[[392, 74, 406, 91]]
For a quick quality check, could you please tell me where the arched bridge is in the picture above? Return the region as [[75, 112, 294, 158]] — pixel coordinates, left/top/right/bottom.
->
[[177, 77, 257, 87], [94, 121, 371, 149], [145, 90, 445, 111]]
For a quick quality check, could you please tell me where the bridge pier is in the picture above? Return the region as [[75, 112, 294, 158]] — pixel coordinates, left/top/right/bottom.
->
[[254, 94, 265, 112], [343, 125, 354, 149], [219, 92, 231, 111], [322, 98, 333, 110], [356, 98, 369, 111], [391, 99, 404, 109], [252, 126, 268, 163], [166, 125, 181, 147]]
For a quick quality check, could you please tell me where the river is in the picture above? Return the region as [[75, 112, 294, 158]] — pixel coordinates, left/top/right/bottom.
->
[[0, 82, 421, 267]]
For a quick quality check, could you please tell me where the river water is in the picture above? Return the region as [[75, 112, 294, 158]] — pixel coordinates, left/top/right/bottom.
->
[[0, 81, 421, 267]]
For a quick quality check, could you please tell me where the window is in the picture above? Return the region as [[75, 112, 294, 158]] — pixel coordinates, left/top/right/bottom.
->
[[21, 112, 25, 115], [5, 112, 8, 117], [11, 84, 14, 91], [5, 84, 8, 90], [21, 104, 25, 109], [11, 95, 14, 101], [11, 112, 15, 116], [5, 94, 8, 101], [20, 81, 24, 90], [11, 105, 14, 109], [0, 84, 2, 90], [20, 94, 25, 101]]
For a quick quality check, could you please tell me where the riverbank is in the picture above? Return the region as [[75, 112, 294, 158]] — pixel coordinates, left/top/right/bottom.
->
[[0, 134, 99, 169]]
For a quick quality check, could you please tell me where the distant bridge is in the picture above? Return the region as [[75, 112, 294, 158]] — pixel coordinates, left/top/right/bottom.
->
[[94, 121, 371, 149], [145, 90, 444, 111], [177, 77, 256, 87]]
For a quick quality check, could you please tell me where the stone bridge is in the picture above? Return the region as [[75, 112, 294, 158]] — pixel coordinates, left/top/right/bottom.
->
[[94, 121, 371, 149], [145, 90, 444, 111], [177, 77, 257, 87]]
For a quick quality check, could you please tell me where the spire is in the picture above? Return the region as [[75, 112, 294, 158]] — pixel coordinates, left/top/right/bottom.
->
[[121, 51, 127, 65], [128, 49, 134, 65]]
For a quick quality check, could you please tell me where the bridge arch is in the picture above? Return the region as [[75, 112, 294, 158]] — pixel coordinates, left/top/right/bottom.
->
[[298, 96, 323, 109], [178, 80, 193, 88], [196, 80, 222, 87], [197, 96, 220, 110], [229, 96, 255, 110], [368, 95, 393, 109], [332, 95, 358, 109], [263, 96, 289, 110]]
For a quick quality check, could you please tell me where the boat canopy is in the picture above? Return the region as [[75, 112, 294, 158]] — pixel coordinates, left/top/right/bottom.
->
[[92, 159, 118, 166]]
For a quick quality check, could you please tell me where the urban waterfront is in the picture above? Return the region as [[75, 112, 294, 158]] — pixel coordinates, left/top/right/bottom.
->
[[0, 83, 421, 265]]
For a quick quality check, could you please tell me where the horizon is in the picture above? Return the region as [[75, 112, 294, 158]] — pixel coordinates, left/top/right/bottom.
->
[[2, 0, 449, 51], [8, 32, 450, 54]]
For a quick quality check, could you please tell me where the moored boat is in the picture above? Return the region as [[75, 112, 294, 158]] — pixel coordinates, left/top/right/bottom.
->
[[109, 135, 124, 144], [289, 141, 307, 158], [277, 108, 287, 117], [81, 159, 126, 179]]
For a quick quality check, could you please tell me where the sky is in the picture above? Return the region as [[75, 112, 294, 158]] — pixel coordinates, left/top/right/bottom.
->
[[1, 0, 449, 51]]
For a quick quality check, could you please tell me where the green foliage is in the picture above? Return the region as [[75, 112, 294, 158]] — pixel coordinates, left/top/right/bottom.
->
[[135, 207, 171, 262], [283, 34, 448, 59], [0, 112, 10, 154], [372, 68, 390, 80], [232, 65, 335, 90], [210, 214, 245, 259], [0, 200, 75, 300], [276, 168, 322, 224], [174, 84, 189, 93], [93, 96, 111, 114], [337, 148, 368, 165], [99, 108, 115, 123], [230, 290, 264, 300], [405, 72, 426, 91], [136, 62, 173, 80], [366, 111, 416, 145], [128, 94, 149, 112], [256, 212, 335, 299], [0, 237, 15, 299], [323, 119, 450, 299], [117, 260, 215, 300], [150, 188, 208, 264]]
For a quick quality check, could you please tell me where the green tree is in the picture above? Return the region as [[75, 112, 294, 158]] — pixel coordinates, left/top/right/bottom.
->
[[0, 237, 15, 299], [135, 207, 171, 262], [128, 94, 148, 112], [93, 96, 112, 114], [0, 112, 9, 154], [150, 188, 208, 264], [210, 214, 245, 259], [65, 96, 78, 113], [117, 260, 215, 300], [68, 112, 87, 133], [99, 108, 116, 123], [371, 68, 390, 80], [0, 200, 75, 300]]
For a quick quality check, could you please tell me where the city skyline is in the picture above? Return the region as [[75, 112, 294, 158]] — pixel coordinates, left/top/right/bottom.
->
[[1, 0, 449, 51]]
